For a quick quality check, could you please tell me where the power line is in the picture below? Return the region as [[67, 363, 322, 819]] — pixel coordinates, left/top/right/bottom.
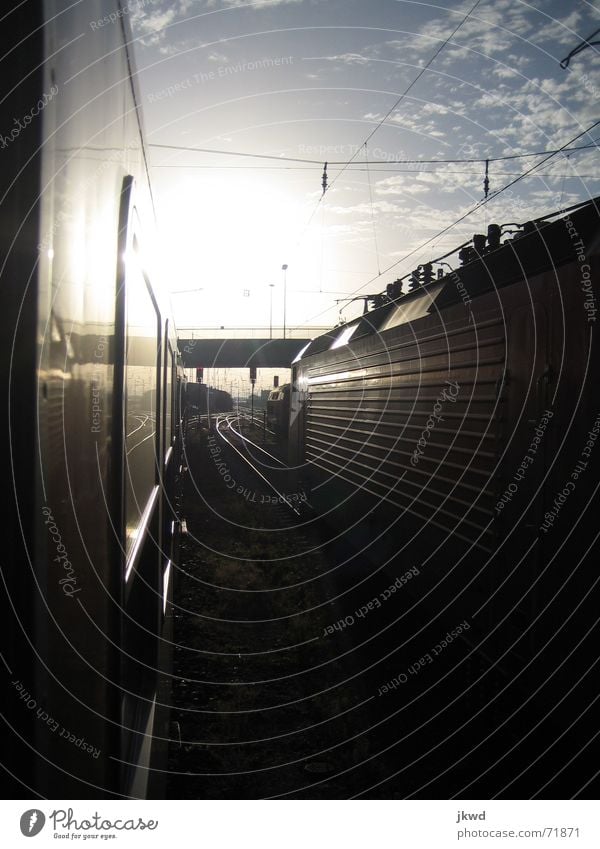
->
[[359, 118, 600, 289], [560, 26, 600, 68], [325, 0, 484, 196], [298, 117, 600, 326], [149, 164, 600, 178], [148, 141, 598, 167], [280, 0, 512, 281]]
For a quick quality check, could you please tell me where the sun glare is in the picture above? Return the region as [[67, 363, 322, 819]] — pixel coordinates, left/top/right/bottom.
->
[[155, 168, 347, 330], [158, 173, 312, 326]]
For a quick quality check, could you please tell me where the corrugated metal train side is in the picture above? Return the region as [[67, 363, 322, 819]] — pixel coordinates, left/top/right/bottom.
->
[[291, 199, 600, 680]]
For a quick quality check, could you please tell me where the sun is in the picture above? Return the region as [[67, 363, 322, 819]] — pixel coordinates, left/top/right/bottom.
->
[[155, 170, 318, 329]]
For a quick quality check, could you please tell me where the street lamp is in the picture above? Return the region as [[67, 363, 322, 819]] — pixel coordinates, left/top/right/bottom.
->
[[281, 264, 288, 339], [268, 284, 275, 339]]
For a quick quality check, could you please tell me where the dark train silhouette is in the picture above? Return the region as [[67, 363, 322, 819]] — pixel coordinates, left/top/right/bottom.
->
[[267, 383, 291, 436], [2, 0, 598, 801], [1, 1, 185, 798], [186, 383, 233, 415], [290, 196, 600, 678]]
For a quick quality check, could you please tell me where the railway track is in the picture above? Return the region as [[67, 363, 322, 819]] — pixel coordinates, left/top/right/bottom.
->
[[167, 421, 393, 799], [169, 418, 592, 799], [214, 412, 306, 518]]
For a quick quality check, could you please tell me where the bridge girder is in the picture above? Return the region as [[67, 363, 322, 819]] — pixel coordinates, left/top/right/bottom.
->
[[178, 338, 312, 368]]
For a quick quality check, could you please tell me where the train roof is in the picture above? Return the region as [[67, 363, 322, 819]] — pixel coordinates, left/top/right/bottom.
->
[[296, 195, 600, 362]]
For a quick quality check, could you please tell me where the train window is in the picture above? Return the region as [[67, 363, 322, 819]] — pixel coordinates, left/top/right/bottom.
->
[[292, 341, 312, 363], [380, 281, 445, 331], [163, 336, 173, 454], [123, 240, 160, 561], [171, 352, 177, 436], [330, 323, 359, 349]]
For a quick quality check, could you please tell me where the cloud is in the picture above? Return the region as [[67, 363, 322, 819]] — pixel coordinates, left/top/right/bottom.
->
[[208, 50, 229, 63], [303, 52, 374, 66], [176, 0, 304, 9], [131, 0, 305, 48], [132, 0, 600, 315]]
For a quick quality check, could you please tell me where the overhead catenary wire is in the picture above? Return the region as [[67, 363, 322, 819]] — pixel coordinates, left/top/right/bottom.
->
[[164, 2, 482, 261], [148, 141, 599, 167], [150, 135, 599, 238], [354, 118, 600, 292], [560, 26, 600, 68], [324, 0, 484, 197], [151, 1, 485, 194], [297, 116, 600, 326], [149, 7, 600, 331], [150, 165, 600, 177]]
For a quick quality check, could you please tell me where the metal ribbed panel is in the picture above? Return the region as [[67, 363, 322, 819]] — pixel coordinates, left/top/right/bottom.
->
[[305, 314, 506, 550]]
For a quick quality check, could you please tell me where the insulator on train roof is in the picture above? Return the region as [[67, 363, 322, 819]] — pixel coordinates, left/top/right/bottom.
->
[[437, 268, 445, 280], [386, 279, 402, 300], [487, 223, 501, 248], [459, 246, 476, 265], [514, 220, 536, 240], [408, 269, 421, 292], [421, 263, 433, 285], [472, 233, 487, 254], [373, 294, 387, 309]]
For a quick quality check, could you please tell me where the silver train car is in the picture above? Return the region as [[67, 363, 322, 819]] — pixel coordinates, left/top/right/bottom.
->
[[1, 2, 184, 797], [290, 198, 600, 672]]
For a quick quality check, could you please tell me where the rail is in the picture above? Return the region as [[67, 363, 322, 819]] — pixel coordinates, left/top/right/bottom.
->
[[214, 413, 301, 516]]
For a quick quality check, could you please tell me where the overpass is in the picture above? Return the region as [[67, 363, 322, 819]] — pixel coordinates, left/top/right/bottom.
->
[[177, 326, 332, 368]]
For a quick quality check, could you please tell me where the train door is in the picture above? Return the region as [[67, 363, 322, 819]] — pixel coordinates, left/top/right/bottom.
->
[[114, 176, 164, 797]]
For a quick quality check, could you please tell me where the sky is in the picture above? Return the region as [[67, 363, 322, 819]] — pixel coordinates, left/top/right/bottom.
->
[[129, 0, 600, 332]]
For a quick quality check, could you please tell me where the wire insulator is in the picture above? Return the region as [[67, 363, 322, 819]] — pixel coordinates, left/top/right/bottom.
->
[[321, 162, 328, 196]]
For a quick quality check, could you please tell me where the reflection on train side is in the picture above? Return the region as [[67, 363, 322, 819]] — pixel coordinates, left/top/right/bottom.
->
[[124, 249, 159, 560]]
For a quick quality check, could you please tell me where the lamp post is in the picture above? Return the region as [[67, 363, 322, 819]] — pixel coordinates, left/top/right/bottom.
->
[[281, 264, 288, 339], [269, 283, 275, 339]]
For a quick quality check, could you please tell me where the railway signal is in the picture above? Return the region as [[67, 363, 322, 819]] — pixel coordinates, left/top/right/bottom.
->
[[249, 366, 257, 422]]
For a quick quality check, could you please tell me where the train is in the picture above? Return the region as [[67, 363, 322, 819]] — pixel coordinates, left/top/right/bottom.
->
[[290, 196, 600, 675], [2, 0, 598, 801], [266, 383, 291, 436], [1, 1, 185, 798], [186, 383, 233, 415]]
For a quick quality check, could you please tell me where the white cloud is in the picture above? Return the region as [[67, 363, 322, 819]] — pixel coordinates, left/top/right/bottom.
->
[[132, 0, 600, 323]]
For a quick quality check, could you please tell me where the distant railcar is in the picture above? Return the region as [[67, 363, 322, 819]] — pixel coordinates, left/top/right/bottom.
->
[[267, 383, 291, 436], [186, 383, 233, 414]]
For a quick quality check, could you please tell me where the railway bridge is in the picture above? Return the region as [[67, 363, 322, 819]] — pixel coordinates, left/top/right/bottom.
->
[[177, 325, 331, 367]]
